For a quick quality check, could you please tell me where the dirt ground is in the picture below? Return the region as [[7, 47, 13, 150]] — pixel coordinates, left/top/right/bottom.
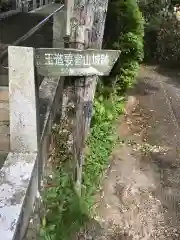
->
[[24, 65, 180, 239], [78, 65, 180, 240]]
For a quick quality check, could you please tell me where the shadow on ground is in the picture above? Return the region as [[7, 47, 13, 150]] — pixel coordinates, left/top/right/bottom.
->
[[151, 65, 180, 90], [134, 77, 159, 96]]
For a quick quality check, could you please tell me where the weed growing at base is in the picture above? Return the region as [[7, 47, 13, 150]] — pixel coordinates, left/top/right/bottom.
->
[[39, 91, 124, 240]]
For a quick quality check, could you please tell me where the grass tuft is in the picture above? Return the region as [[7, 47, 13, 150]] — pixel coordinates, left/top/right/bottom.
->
[[39, 92, 125, 240]]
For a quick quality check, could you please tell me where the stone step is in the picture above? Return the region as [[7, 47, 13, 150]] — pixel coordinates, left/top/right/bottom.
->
[[0, 86, 9, 101]]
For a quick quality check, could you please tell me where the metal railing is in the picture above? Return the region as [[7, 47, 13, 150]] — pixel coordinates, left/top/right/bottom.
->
[[0, 4, 65, 240], [0, 3, 64, 61], [0, 0, 55, 19]]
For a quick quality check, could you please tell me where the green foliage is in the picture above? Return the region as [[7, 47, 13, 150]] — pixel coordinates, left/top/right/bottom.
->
[[155, 16, 180, 66], [103, 0, 144, 94], [143, 11, 180, 66], [39, 123, 88, 240], [0, 0, 12, 11], [40, 176, 88, 240], [84, 89, 124, 197], [138, 0, 166, 61], [139, 0, 180, 64], [138, 0, 170, 22], [39, 88, 125, 240]]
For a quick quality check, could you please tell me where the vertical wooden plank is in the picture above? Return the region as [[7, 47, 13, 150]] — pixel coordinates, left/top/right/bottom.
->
[[33, 0, 37, 11], [65, 0, 74, 37], [69, 21, 85, 195], [69, 0, 109, 196], [23, 0, 29, 12], [40, 0, 43, 7], [53, 8, 66, 48], [53, 4, 66, 119], [41, 135, 49, 178], [16, 0, 21, 10]]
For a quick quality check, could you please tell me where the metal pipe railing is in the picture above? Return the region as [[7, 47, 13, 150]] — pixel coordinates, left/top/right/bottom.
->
[[0, 4, 64, 61]]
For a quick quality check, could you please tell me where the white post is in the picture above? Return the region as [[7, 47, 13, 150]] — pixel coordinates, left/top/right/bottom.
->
[[8, 46, 40, 153], [65, 0, 74, 37]]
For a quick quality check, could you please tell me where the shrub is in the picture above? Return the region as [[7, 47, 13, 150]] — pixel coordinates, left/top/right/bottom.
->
[[143, 14, 164, 62], [139, 0, 180, 65], [155, 15, 180, 67], [103, 0, 144, 94], [39, 86, 125, 240]]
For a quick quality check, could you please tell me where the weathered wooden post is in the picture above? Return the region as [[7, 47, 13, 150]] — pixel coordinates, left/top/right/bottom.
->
[[53, 6, 66, 48], [35, 47, 120, 196], [68, 5, 85, 195], [16, 0, 22, 10], [65, 0, 74, 37], [33, 0, 37, 11], [22, 0, 29, 12], [40, 0, 43, 7], [61, 0, 74, 121], [68, 0, 108, 195], [32, 0, 119, 199]]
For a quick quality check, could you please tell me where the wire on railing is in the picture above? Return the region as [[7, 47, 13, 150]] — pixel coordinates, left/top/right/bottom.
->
[[0, 4, 64, 61]]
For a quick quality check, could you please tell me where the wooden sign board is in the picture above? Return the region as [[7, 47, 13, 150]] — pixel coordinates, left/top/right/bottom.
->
[[35, 48, 120, 77]]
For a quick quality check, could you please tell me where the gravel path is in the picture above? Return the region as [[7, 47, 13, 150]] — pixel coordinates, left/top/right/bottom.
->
[[77, 65, 180, 240]]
